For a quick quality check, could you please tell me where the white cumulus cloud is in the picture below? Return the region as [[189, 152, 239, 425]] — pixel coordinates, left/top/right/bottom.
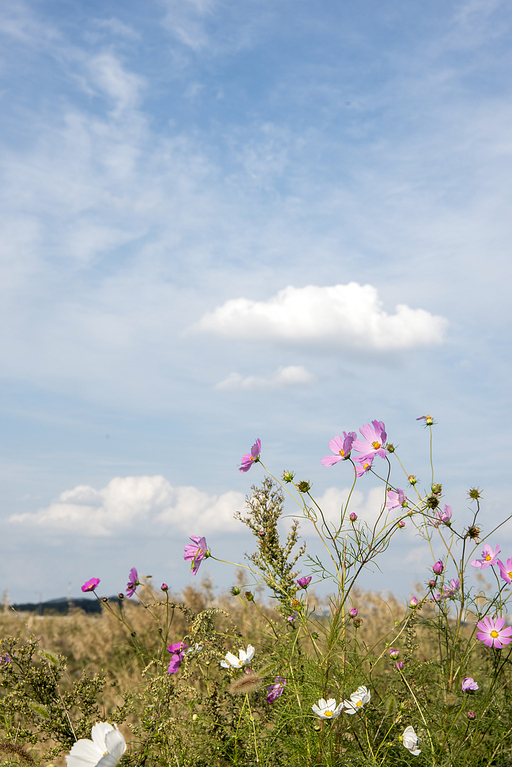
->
[[216, 365, 315, 391], [194, 283, 447, 352], [9, 476, 245, 537]]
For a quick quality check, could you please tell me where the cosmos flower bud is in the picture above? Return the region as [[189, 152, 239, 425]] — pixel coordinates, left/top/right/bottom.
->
[[408, 474, 417, 485], [161, 583, 169, 591], [296, 480, 311, 493], [409, 597, 418, 608], [353, 618, 362, 628], [467, 710, 476, 720], [282, 470, 295, 483], [349, 608, 358, 618], [468, 487, 482, 500], [428, 579, 436, 588], [395, 661, 404, 670], [431, 483, 442, 495], [398, 520, 406, 528], [389, 648, 400, 659], [231, 586, 241, 596], [349, 512, 357, 522], [386, 443, 395, 453], [433, 561, 444, 575], [245, 591, 254, 601]]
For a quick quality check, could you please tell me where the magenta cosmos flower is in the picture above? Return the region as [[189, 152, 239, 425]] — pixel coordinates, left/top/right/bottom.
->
[[184, 536, 209, 574], [321, 432, 357, 466], [297, 576, 312, 589], [81, 578, 100, 593], [167, 641, 188, 674], [267, 677, 286, 703], [471, 543, 500, 569], [476, 616, 512, 649], [352, 421, 387, 459], [497, 558, 512, 584], [126, 567, 138, 597], [386, 488, 408, 510], [239, 439, 261, 472]]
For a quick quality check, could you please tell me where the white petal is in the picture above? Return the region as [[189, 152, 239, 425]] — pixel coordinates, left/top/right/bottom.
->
[[66, 740, 103, 767], [224, 652, 240, 667], [91, 723, 114, 751], [245, 645, 255, 662], [104, 730, 126, 762]]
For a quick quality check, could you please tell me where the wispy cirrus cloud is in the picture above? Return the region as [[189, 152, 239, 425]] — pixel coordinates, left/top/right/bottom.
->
[[195, 283, 448, 353]]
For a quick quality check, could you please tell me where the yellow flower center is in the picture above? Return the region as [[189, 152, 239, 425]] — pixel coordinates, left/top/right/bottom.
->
[[356, 700, 362, 707], [324, 710, 333, 717], [491, 630, 499, 638], [371, 441, 381, 450], [485, 554, 492, 561], [338, 448, 345, 457], [508, 571, 512, 579]]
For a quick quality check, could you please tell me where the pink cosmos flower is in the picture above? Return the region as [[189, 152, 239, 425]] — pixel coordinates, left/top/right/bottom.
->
[[321, 432, 357, 466], [184, 536, 208, 574], [352, 421, 387, 459], [409, 597, 418, 608], [167, 641, 188, 674], [355, 454, 374, 478], [239, 439, 261, 472], [462, 677, 479, 692], [476, 616, 512, 649], [417, 414, 434, 425], [433, 560, 444, 575], [471, 543, 500, 569], [81, 578, 100, 593], [126, 567, 138, 597], [386, 488, 408, 510], [266, 676, 286, 703], [297, 576, 312, 589], [497, 558, 512, 584], [434, 579, 460, 601], [430, 505, 452, 527], [443, 578, 460, 597]]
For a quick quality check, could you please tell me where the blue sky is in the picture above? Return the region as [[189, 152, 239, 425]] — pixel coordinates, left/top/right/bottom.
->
[[1, 0, 511, 604]]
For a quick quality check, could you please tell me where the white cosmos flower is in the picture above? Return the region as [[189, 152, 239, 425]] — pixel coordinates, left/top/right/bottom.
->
[[343, 685, 371, 714], [66, 722, 126, 767], [402, 725, 421, 756], [220, 644, 255, 668], [312, 697, 344, 719]]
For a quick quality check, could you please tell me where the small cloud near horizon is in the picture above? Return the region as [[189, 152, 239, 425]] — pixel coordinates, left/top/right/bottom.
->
[[216, 365, 316, 391]]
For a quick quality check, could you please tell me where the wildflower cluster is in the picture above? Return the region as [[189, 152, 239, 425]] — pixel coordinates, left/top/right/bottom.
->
[[2, 414, 512, 767]]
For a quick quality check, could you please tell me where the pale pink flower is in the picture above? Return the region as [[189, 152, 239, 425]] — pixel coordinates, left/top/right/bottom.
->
[[471, 543, 500, 569], [184, 536, 209, 574], [476, 616, 512, 649], [321, 432, 357, 466], [386, 488, 408, 510], [462, 677, 479, 692], [497, 558, 512, 584], [239, 439, 261, 472], [352, 421, 387, 458], [355, 454, 374, 477]]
